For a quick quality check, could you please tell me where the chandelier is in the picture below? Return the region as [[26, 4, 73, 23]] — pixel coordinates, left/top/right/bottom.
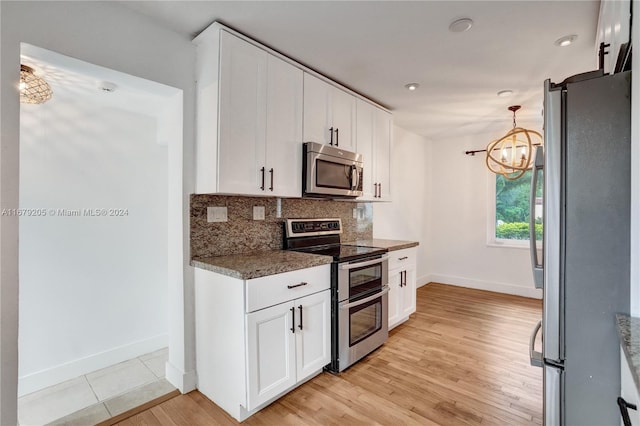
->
[[485, 105, 542, 180], [20, 65, 53, 104]]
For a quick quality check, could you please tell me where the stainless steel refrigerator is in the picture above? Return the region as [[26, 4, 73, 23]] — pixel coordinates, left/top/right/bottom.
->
[[528, 70, 631, 425]]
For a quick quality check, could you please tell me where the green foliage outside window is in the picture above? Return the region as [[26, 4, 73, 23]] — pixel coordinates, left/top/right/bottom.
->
[[495, 170, 543, 241]]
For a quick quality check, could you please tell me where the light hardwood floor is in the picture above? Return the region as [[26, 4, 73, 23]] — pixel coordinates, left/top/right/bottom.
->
[[115, 283, 543, 425]]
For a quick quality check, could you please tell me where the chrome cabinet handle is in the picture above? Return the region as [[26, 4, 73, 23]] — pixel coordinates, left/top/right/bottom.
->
[[260, 167, 265, 191], [290, 307, 295, 333], [298, 305, 303, 330], [329, 127, 334, 145], [529, 320, 543, 367], [287, 282, 308, 289], [269, 168, 274, 191], [398, 256, 408, 261]]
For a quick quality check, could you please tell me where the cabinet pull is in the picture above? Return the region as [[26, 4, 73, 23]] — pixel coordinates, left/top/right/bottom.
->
[[298, 305, 303, 330], [335, 128, 339, 146], [618, 396, 637, 426], [260, 167, 265, 191], [374, 183, 378, 198], [269, 168, 274, 191], [329, 127, 334, 145], [378, 182, 382, 198], [398, 256, 408, 261], [403, 271, 407, 287], [287, 282, 308, 289], [290, 307, 296, 333]]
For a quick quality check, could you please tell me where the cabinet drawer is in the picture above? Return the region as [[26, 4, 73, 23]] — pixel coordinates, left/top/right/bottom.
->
[[246, 264, 330, 312], [388, 247, 416, 271]]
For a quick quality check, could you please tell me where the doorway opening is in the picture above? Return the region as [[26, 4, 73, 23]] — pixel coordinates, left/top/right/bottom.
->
[[17, 44, 182, 425]]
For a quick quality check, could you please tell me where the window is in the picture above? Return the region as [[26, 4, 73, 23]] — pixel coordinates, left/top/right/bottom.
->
[[488, 170, 543, 246]]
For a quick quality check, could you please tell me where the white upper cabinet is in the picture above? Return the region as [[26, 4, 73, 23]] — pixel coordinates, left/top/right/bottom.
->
[[218, 31, 268, 195], [194, 23, 389, 197], [265, 55, 303, 197], [195, 27, 302, 196], [303, 73, 356, 151], [356, 99, 392, 201]]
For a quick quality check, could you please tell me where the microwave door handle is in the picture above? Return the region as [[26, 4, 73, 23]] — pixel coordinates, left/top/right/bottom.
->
[[529, 146, 544, 289], [351, 165, 358, 190]]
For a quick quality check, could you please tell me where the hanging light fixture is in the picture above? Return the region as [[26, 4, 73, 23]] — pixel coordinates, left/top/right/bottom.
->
[[19, 65, 53, 104], [485, 105, 542, 180]]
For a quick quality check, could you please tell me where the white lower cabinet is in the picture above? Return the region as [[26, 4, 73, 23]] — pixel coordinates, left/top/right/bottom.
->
[[247, 290, 330, 410], [195, 264, 330, 421], [388, 248, 417, 329], [620, 348, 640, 425]]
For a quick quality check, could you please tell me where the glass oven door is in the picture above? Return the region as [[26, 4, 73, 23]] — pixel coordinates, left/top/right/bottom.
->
[[349, 296, 382, 346], [338, 256, 388, 302]]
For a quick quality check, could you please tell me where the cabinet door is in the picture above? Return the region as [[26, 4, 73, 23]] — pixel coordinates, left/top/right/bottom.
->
[[374, 108, 392, 201], [303, 74, 332, 145], [356, 100, 377, 200], [400, 266, 417, 319], [388, 269, 402, 329], [218, 31, 268, 195], [331, 86, 356, 151], [246, 301, 296, 410], [295, 290, 331, 381], [265, 55, 303, 197]]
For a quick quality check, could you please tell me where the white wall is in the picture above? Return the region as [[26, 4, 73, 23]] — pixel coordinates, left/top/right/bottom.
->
[[428, 134, 542, 299], [18, 92, 168, 395], [630, 0, 640, 316], [373, 125, 432, 286], [0, 2, 196, 423]]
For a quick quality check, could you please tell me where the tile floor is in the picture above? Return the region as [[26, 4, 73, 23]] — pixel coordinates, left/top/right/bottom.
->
[[18, 347, 173, 426]]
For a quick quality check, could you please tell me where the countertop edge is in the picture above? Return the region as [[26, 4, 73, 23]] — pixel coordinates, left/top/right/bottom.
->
[[616, 314, 640, 392], [345, 239, 419, 252], [190, 251, 333, 280]]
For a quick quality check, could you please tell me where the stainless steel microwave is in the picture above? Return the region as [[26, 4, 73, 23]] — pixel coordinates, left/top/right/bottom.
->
[[302, 142, 363, 198]]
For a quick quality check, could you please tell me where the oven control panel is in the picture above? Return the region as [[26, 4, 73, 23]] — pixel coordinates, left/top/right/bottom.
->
[[285, 218, 342, 237]]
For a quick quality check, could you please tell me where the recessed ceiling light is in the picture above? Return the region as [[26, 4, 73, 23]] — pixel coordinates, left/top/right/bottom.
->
[[554, 35, 577, 47], [405, 83, 420, 91], [497, 90, 513, 97], [449, 18, 474, 33], [98, 81, 117, 93]]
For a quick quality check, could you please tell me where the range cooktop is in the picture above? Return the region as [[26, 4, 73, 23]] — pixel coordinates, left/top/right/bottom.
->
[[291, 244, 387, 262]]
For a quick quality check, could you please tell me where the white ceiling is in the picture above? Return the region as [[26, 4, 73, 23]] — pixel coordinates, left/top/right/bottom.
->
[[118, 0, 600, 142]]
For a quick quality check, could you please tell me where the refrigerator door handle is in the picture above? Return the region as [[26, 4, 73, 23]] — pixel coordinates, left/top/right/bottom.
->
[[529, 146, 544, 289], [529, 320, 543, 367]]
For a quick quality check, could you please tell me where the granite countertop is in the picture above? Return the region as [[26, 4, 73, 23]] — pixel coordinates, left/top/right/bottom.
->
[[347, 238, 419, 252], [191, 250, 333, 280], [616, 314, 640, 391]]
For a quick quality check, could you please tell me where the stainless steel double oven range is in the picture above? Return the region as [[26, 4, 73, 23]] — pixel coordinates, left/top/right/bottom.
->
[[284, 218, 389, 373]]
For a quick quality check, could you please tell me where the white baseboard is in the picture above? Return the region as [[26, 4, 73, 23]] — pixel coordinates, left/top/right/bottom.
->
[[416, 274, 430, 288], [426, 273, 542, 299], [165, 361, 197, 394], [18, 334, 168, 397]]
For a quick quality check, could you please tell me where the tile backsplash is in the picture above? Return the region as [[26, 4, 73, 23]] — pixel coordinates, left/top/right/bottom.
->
[[190, 195, 373, 259]]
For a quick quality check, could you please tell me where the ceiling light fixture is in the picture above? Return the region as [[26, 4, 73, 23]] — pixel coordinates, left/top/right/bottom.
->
[[497, 90, 513, 97], [449, 18, 474, 33], [404, 83, 420, 91], [554, 34, 577, 47], [485, 105, 543, 180], [19, 65, 53, 104]]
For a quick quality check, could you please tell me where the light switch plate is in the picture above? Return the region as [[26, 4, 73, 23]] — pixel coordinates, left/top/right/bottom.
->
[[253, 206, 265, 221], [207, 206, 228, 223]]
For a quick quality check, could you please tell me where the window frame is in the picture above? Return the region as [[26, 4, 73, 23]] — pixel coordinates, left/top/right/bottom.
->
[[486, 170, 539, 250]]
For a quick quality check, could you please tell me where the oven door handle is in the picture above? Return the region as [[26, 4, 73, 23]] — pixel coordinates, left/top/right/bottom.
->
[[339, 255, 389, 270], [339, 285, 390, 309]]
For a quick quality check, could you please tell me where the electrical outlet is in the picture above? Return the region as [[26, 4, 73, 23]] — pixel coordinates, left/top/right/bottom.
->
[[207, 206, 228, 223], [253, 206, 265, 221], [353, 208, 358, 219]]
